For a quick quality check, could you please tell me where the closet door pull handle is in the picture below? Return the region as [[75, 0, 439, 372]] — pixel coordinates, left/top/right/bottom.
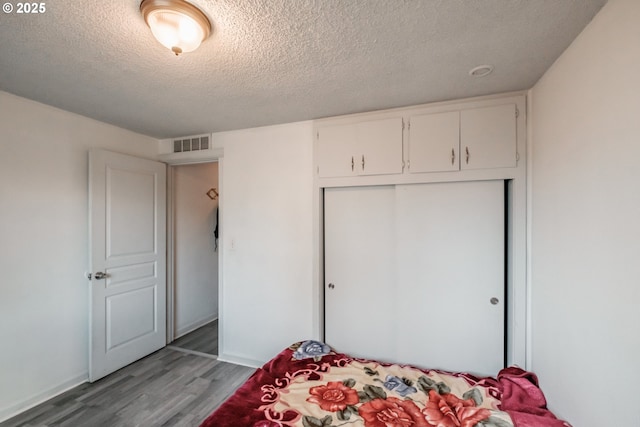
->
[[451, 148, 455, 165], [90, 272, 108, 280], [351, 156, 354, 171], [465, 146, 470, 164], [362, 155, 365, 170]]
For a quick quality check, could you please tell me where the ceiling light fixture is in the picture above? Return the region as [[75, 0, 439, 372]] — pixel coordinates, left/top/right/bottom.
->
[[140, 0, 211, 56], [469, 65, 494, 77]]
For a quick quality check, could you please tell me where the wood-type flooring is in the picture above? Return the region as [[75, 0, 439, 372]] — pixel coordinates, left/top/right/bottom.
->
[[169, 321, 218, 356], [1, 325, 253, 427]]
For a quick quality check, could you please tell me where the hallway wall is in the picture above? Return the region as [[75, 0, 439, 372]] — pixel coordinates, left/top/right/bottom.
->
[[174, 162, 220, 336]]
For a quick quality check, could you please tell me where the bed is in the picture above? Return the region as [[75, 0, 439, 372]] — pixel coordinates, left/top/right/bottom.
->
[[201, 340, 570, 427]]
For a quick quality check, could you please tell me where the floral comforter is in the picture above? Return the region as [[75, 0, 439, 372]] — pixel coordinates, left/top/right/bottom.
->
[[200, 341, 570, 427]]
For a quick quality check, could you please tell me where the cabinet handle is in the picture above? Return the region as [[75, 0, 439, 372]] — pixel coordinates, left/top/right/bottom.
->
[[465, 146, 470, 164], [451, 148, 455, 166], [362, 155, 365, 170], [351, 156, 354, 172]]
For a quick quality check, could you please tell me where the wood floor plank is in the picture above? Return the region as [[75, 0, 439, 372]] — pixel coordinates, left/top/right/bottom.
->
[[170, 321, 218, 356], [0, 347, 254, 427]]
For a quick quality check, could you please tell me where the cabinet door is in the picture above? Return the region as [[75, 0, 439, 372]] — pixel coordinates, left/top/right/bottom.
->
[[395, 181, 504, 375], [460, 104, 517, 170], [408, 111, 460, 173], [317, 123, 358, 178], [357, 118, 404, 176], [324, 186, 397, 362]]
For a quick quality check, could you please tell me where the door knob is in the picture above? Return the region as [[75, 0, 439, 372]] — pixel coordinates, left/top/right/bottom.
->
[[328, 283, 335, 289], [91, 272, 108, 280], [490, 297, 499, 305]]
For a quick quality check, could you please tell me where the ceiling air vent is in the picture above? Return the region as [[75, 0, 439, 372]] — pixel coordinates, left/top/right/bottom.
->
[[173, 134, 210, 153]]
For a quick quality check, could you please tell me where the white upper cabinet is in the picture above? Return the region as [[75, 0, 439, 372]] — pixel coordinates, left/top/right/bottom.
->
[[357, 118, 404, 176], [318, 98, 520, 179], [409, 104, 517, 173], [408, 111, 460, 173], [317, 122, 358, 178], [317, 117, 403, 177], [460, 104, 517, 170]]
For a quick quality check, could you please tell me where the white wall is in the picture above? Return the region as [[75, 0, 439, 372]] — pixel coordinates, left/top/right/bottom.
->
[[174, 162, 219, 336], [215, 121, 315, 366], [0, 91, 158, 421], [530, 1, 640, 426]]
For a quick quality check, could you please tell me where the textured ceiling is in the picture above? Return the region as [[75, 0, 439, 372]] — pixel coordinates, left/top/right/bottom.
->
[[0, 0, 606, 139]]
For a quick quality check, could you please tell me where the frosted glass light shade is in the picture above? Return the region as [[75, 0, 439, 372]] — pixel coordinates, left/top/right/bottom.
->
[[141, 0, 211, 56]]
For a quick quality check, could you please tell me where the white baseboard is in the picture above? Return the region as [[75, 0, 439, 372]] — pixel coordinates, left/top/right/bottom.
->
[[216, 352, 263, 369], [175, 315, 218, 339], [0, 372, 88, 423]]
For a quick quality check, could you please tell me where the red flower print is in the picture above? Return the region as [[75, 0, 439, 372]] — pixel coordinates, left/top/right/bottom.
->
[[306, 381, 359, 412], [359, 397, 430, 427], [422, 390, 491, 427]]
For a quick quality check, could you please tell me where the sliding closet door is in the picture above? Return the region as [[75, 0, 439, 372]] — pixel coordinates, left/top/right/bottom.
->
[[324, 186, 397, 361], [395, 181, 504, 375]]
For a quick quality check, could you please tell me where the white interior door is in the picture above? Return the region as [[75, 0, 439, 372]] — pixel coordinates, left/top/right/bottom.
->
[[395, 181, 504, 375], [324, 186, 397, 361], [89, 150, 167, 382]]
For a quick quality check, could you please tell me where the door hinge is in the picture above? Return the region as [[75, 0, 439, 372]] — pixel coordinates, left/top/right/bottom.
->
[[515, 107, 520, 119], [516, 152, 520, 162], [317, 131, 320, 139]]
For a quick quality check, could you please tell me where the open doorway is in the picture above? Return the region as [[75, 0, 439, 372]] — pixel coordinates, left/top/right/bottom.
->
[[168, 161, 219, 356]]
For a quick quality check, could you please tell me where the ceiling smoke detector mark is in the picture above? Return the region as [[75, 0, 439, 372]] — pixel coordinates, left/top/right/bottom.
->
[[469, 65, 494, 77]]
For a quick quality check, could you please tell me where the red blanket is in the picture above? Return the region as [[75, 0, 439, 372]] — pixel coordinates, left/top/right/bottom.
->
[[201, 341, 569, 427]]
